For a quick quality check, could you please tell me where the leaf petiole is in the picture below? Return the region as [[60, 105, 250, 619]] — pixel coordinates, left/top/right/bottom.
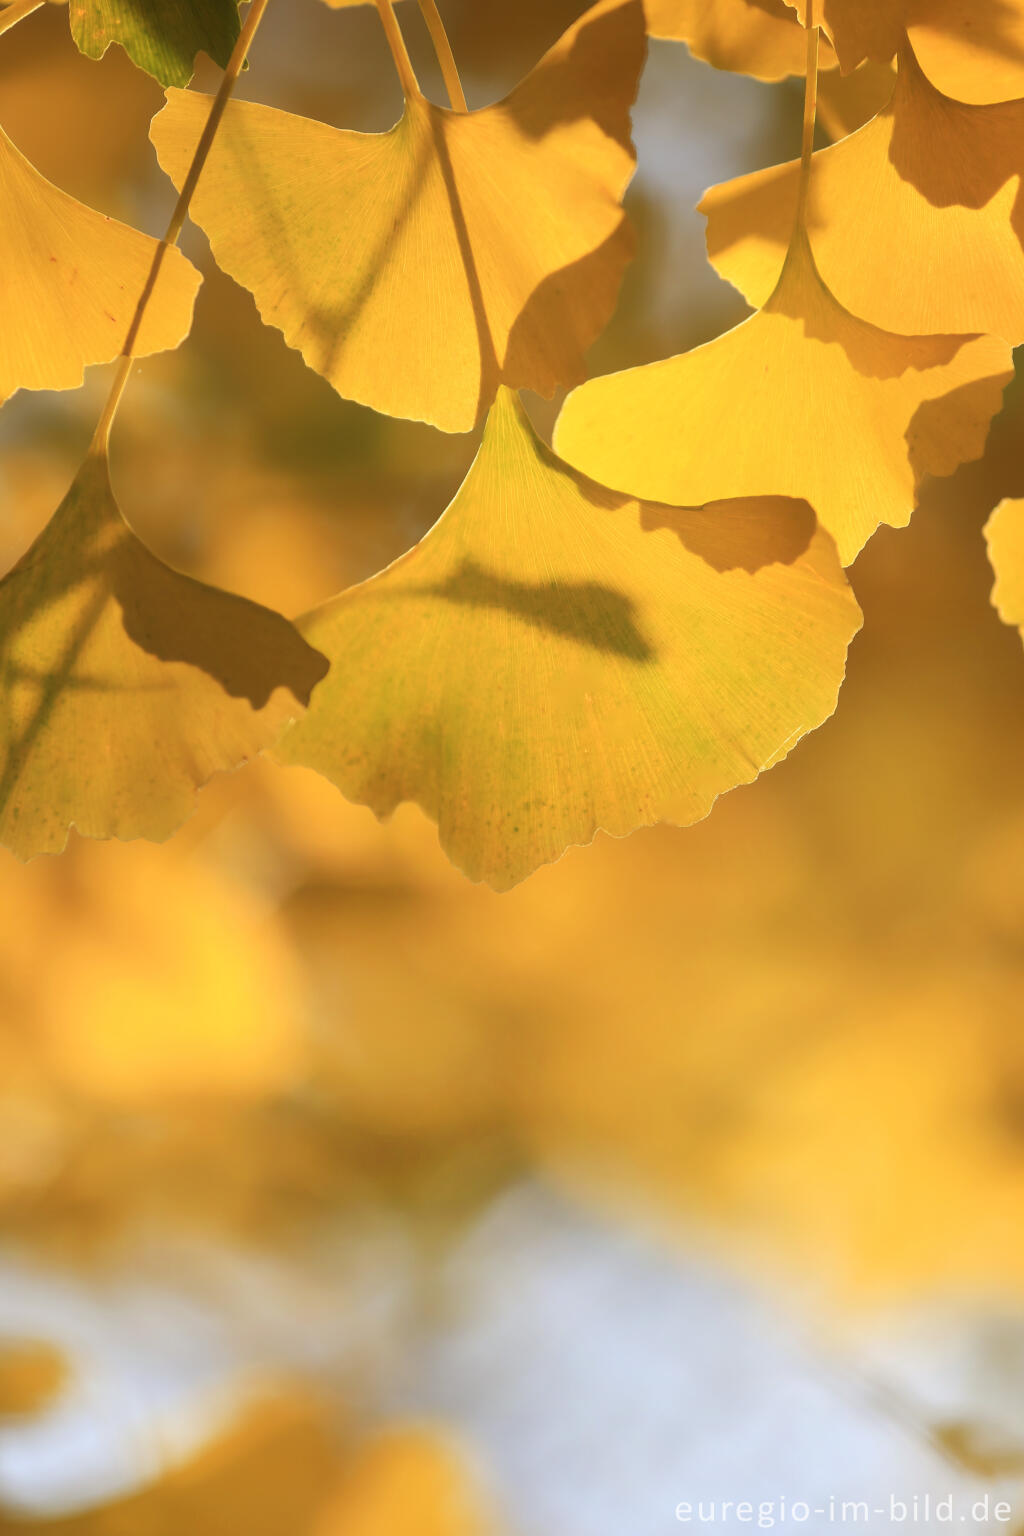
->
[[0, 0, 43, 41], [90, 0, 271, 455], [416, 0, 467, 112]]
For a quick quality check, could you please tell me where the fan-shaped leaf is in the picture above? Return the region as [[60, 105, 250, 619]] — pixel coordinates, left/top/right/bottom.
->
[[150, 0, 645, 433], [647, 0, 837, 80], [701, 47, 1024, 340], [985, 498, 1024, 650], [0, 125, 201, 405], [554, 232, 1011, 566], [0, 453, 328, 860], [276, 388, 861, 891], [69, 0, 241, 88]]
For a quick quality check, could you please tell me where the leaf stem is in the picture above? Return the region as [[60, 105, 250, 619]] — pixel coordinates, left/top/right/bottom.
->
[[89, 0, 271, 456], [416, 0, 467, 112], [795, 0, 820, 229], [374, 0, 421, 99], [0, 0, 43, 41]]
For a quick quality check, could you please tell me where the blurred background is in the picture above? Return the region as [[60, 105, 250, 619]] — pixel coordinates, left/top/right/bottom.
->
[[2, 2, 1024, 1530]]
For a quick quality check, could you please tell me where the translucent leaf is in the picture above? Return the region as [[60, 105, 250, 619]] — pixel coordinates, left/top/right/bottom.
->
[[817, 0, 902, 71], [907, 0, 1024, 103], [554, 233, 1012, 566], [816, 60, 896, 140], [276, 388, 861, 891], [646, 0, 837, 80], [985, 498, 1024, 649], [0, 453, 328, 860], [818, 0, 1024, 101], [69, 0, 241, 88], [701, 49, 1024, 340], [150, 0, 645, 432], [0, 125, 200, 405]]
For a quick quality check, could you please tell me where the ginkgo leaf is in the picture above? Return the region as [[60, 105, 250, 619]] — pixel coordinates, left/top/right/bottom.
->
[[816, 59, 895, 140], [700, 46, 1024, 340], [554, 232, 1012, 566], [906, 0, 1024, 104], [0, 124, 201, 405], [0, 453, 328, 861], [276, 388, 861, 891], [812, 0, 1024, 101], [985, 498, 1024, 650], [150, 0, 645, 433], [646, 0, 837, 80], [815, 0, 902, 72], [69, 0, 241, 88]]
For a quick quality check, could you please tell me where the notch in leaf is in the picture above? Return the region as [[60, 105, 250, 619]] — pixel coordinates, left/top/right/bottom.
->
[[554, 229, 1012, 568], [69, 0, 243, 89], [150, 0, 646, 433], [276, 388, 861, 891], [0, 453, 328, 860], [647, 0, 837, 81]]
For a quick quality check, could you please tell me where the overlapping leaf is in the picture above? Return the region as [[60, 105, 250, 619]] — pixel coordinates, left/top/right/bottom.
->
[[276, 388, 861, 890], [701, 48, 1024, 340], [555, 232, 1011, 567], [150, 0, 645, 432], [0, 453, 328, 860], [647, 0, 837, 80], [985, 498, 1024, 651], [811, 0, 1024, 102], [69, 0, 241, 87], [0, 125, 200, 405]]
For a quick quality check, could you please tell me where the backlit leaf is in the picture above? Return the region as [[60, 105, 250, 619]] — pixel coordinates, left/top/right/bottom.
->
[[701, 48, 1024, 340], [0, 452, 328, 860], [816, 0, 1024, 101], [150, 0, 645, 432], [69, 0, 241, 88], [646, 0, 837, 81], [277, 388, 861, 891], [985, 498, 1024, 651], [0, 124, 200, 405], [906, 0, 1024, 103], [555, 232, 1011, 567]]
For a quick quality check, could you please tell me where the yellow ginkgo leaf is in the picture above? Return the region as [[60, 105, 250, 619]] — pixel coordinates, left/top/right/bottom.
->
[[985, 498, 1024, 649], [816, 59, 896, 140], [0, 453, 328, 860], [816, 0, 1024, 101], [817, 0, 902, 71], [908, 0, 1024, 103], [0, 124, 200, 405], [700, 47, 1024, 341], [150, 0, 644, 433], [554, 233, 1012, 566], [276, 388, 861, 891], [646, 0, 837, 80]]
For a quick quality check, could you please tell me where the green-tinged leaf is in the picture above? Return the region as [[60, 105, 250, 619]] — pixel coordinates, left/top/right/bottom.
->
[[69, 0, 241, 87], [0, 453, 328, 860], [276, 388, 862, 891], [0, 124, 200, 405], [150, 0, 645, 432]]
